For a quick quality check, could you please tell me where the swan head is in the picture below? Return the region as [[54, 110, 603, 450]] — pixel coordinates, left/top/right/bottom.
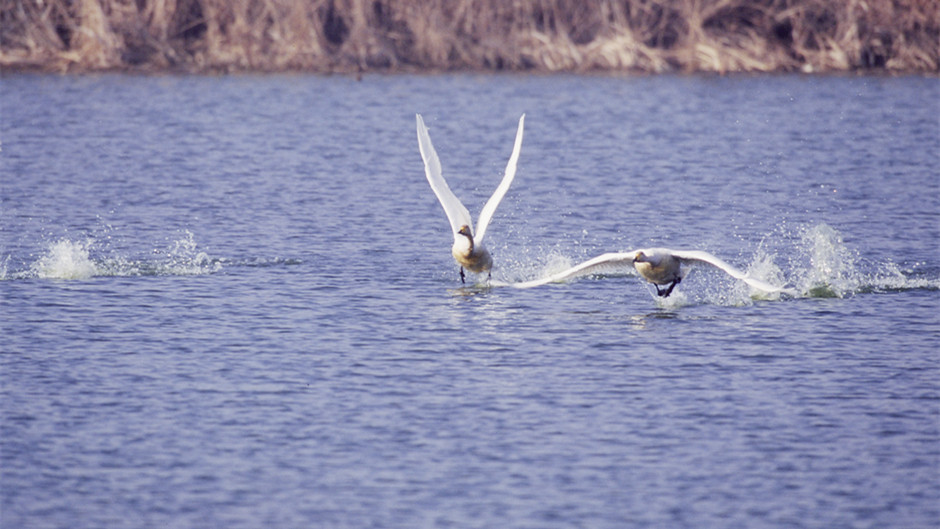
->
[[457, 225, 475, 247], [454, 225, 475, 256], [634, 250, 665, 266]]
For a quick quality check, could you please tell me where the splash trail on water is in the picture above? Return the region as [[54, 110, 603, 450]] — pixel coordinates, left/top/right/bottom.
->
[[3, 231, 222, 281], [786, 223, 939, 298]]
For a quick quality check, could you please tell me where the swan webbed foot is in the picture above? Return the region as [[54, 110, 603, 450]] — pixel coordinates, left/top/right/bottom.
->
[[656, 277, 681, 297]]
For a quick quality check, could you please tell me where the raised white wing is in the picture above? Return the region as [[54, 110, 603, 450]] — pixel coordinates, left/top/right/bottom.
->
[[670, 249, 788, 293], [474, 114, 525, 244], [416, 114, 473, 238], [510, 252, 636, 289]]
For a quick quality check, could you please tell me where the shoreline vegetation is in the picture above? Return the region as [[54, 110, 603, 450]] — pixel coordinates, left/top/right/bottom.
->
[[1, 0, 937, 75]]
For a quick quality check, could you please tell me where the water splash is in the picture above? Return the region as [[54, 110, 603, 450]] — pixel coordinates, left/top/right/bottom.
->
[[8, 231, 221, 280], [32, 239, 99, 280], [789, 223, 938, 298], [690, 223, 937, 303], [795, 223, 858, 297], [140, 230, 221, 277], [526, 253, 578, 281], [654, 288, 690, 309]]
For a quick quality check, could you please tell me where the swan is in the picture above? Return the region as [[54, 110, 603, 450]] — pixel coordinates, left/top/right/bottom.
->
[[509, 248, 791, 296], [416, 113, 525, 283]]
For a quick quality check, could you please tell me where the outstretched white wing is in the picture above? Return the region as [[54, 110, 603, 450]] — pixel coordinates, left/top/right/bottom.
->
[[416, 114, 473, 238], [475, 114, 525, 244], [507, 248, 793, 294], [510, 252, 636, 289], [670, 249, 788, 293]]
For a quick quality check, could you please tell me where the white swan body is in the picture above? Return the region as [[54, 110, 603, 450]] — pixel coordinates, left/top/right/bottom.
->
[[416, 114, 525, 282], [510, 248, 790, 297]]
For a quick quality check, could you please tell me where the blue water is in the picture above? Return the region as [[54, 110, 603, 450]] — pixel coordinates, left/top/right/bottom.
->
[[2, 73, 939, 528]]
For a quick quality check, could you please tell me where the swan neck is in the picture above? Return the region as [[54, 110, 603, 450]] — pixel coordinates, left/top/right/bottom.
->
[[457, 227, 474, 255]]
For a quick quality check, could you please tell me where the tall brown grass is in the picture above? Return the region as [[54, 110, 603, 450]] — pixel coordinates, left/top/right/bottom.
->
[[1, 0, 937, 73]]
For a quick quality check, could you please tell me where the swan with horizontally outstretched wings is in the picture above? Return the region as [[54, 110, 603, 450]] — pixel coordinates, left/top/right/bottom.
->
[[508, 248, 793, 297]]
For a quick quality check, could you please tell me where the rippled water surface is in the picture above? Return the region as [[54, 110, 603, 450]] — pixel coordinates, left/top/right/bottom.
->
[[2, 73, 939, 528]]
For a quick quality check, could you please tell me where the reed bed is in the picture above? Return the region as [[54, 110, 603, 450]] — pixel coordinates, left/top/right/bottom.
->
[[2, 0, 937, 73]]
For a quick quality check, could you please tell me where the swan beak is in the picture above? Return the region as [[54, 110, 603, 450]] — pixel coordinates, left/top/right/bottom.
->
[[633, 251, 644, 263]]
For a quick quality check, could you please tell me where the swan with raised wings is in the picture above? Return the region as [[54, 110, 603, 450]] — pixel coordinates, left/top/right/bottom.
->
[[416, 114, 525, 283]]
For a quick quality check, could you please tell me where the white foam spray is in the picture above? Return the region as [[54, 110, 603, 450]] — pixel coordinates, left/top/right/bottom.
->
[[16, 231, 220, 280], [32, 239, 99, 280]]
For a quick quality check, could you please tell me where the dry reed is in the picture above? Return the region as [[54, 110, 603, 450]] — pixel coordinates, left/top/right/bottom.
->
[[1, 0, 937, 73]]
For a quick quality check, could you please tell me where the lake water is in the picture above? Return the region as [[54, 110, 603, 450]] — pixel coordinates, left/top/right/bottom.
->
[[1, 73, 939, 528]]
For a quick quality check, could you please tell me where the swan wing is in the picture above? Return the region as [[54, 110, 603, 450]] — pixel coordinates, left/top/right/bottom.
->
[[669, 249, 787, 293], [511, 252, 636, 289], [475, 114, 525, 243], [416, 114, 473, 237]]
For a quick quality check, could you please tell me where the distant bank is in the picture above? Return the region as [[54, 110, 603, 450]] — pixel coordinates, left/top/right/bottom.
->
[[2, 0, 937, 74]]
